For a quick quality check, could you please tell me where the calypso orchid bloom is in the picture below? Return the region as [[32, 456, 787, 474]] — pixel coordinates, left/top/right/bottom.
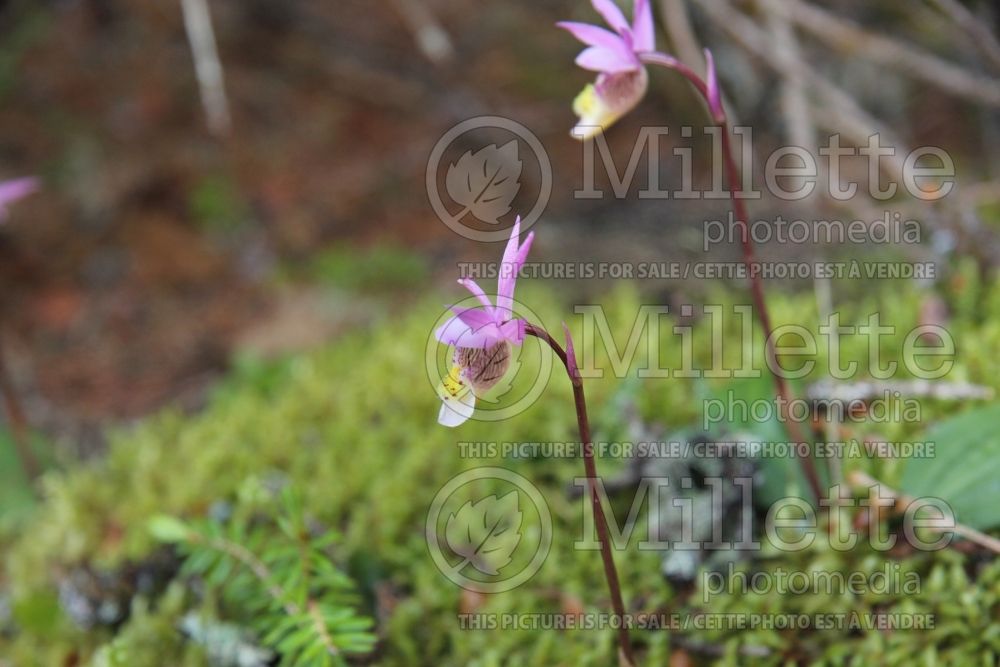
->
[[0, 177, 38, 222], [557, 0, 655, 139], [434, 217, 534, 427]]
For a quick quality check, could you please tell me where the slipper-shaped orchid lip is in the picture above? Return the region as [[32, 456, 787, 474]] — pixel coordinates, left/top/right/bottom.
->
[[434, 217, 534, 427], [558, 0, 657, 139]]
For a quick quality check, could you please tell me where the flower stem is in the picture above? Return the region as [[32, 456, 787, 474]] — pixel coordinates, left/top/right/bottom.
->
[[0, 335, 40, 484], [525, 323, 636, 667], [640, 51, 823, 501]]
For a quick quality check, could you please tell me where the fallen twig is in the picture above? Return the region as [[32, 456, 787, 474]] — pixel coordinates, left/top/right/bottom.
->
[[807, 379, 994, 403], [848, 471, 1000, 555]]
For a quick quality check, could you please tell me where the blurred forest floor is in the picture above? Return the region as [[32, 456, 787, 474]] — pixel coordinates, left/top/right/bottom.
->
[[0, 0, 584, 454], [1, 0, 999, 458]]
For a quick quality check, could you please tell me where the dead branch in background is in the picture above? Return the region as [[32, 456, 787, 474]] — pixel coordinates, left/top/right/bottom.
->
[[390, 0, 455, 64], [926, 0, 1000, 72], [780, 0, 1000, 107], [699, 0, 911, 177], [760, 0, 814, 150], [180, 0, 231, 136], [659, 0, 741, 127], [849, 471, 1000, 555], [807, 379, 995, 403], [659, 0, 705, 79]]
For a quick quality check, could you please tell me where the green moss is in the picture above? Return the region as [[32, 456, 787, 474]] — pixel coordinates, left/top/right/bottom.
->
[[2, 279, 999, 665], [295, 245, 430, 293], [189, 174, 248, 234]]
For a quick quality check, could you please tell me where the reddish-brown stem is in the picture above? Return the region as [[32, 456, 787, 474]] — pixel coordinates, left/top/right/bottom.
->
[[640, 51, 823, 501], [525, 323, 636, 667], [0, 336, 40, 482]]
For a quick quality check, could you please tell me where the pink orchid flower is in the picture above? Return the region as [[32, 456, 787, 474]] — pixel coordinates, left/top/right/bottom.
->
[[0, 177, 39, 222], [434, 217, 534, 427], [557, 0, 654, 139]]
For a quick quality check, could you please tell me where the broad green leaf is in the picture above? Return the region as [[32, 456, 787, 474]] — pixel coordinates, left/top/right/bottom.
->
[[147, 515, 191, 543], [900, 403, 1000, 530]]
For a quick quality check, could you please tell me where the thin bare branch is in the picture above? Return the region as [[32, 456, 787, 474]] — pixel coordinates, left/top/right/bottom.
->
[[808, 379, 994, 403], [390, 0, 455, 64], [781, 0, 1000, 107], [659, 0, 705, 78], [849, 471, 1000, 555], [658, 0, 740, 125], [760, 0, 814, 149], [698, 0, 910, 176], [925, 0, 1000, 73], [180, 0, 231, 136]]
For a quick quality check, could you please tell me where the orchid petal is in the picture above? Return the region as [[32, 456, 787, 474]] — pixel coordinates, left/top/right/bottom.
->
[[591, 0, 629, 33], [457, 278, 495, 315], [593, 68, 648, 113], [435, 313, 504, 349], [571, 68, 648, 139], [499, 318, 526, 345], [500, 216, 523, 271], [496, 230, 534, 317], [631, 0, 655, 52], [511, 230, 534, 269], [575, 46, 639, 73], [449, 306, 495, 330], [497, 220, 534, 319], [437, 373, 477, 427], [0, 177, 38, 221], [556, 21, 629, 52]]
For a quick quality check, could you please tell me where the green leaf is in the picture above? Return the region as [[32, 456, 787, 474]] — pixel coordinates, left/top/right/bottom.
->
[[704, 375, 824, 505], [11, 591, 62, 636], [147, 515, 192, 543], [900, 403, 1000, 529]]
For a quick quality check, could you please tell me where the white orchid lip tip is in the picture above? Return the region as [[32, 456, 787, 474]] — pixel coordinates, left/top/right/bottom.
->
[[436, 211, 532, 427], [437, 386, 476, 427]]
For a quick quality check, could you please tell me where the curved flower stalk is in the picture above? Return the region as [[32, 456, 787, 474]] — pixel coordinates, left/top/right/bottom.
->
[[557, 0, 654, 139], [558, 7, 823, 499], [0, 177, 39, 222], [433, 218, 636, 665], [434, 217, 533, 427], [0, 176, 39, 483], [523, 321, 637, 667]]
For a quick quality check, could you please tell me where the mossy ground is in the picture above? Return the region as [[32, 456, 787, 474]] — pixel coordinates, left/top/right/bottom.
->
[[2, 272, 999, 666]]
